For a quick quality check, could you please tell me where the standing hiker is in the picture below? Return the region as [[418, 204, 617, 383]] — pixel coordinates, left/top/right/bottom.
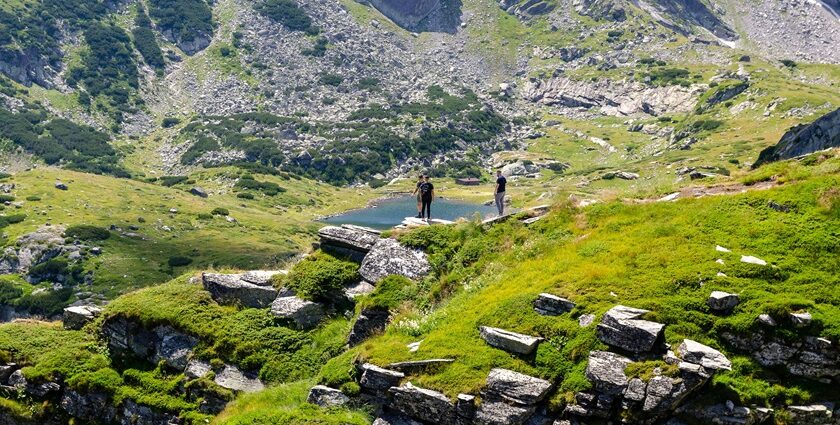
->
[[419, 175, 434, 221], [412, 174, 424, 218], [494, 170, 507, 216]]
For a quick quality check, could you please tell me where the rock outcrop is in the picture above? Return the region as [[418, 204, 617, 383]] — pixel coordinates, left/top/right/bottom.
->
[[722, 330, 839, 383], [596, 305, 665, 353], [359, 238, 431, 283], [270, 296, 325, 330], [307, 385, 350, 407], [479, 326, 543, 356], [755, 108, 840, 166], [62, 305, 102, 330], [360, 0, 440, 29], [202, 272, 279, 308], [349, 307, 391, 346], [319, 225, 381, 262], [533, 293, 575, 316]]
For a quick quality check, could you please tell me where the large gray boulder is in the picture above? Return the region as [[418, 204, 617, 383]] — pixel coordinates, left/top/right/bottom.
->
[[474, 398, 537, 425], [360, 363, 404, 392], [202, 273, 278, 308], [360, 238, 431, 283], [485, 368, 552, 405], [533, 293, 575, 316], [755, 107, 840, 166], [270, 296, 324, 330], [62, 305, 102, 330], [388, 383, 457, 425], [319, 225, 381, 261], [678, 339, 732, 371], [214, 365, 264, 393], [596, 305, 665, 353], [307, 385, 350, 407], [585, 351, 632, 395], [479, 326, 543, 356], [153, 326, 198, 371]]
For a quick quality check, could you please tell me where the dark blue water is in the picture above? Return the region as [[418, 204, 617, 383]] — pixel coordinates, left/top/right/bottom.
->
[[323, 196, 496, 230]]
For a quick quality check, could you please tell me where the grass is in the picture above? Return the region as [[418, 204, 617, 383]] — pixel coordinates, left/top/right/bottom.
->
[[355, 154, 840, 407]]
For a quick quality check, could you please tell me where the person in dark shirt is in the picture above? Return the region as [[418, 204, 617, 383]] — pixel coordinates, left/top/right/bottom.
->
[[419, 175, 434, 221], [494, 170, 507, 216], [412, 175, 424, 218]]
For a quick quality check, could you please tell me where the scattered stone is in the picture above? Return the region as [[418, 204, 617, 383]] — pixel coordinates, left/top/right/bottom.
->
[[787, 403, 835, 424], [707, 291, 740, 312], [55, 182, 68, 190], [270, 296, 324, 330], [388, 383, 456, 425], [344, 280, 376, 298], [678, 339, 732, 371], [359, 363, 404, 392], [740, 255, 767, 266], [485, 368, 552, 405], [596, 305, 665, 353], [602, 171, 640, 180], [579, 314, 595, 327], [307, 385, 350, 407], [585, 351, 632, 395], [214, 365, 264, 393], [716, 245, 731, 253], [202, 273, 278, 308], [479, 326, 543, 356], [359, 238, 431, 282], [190, 187, 209, 198], [62, 305, 102, 330], [758, 314, 777, 327], [790, 312, 812, 328], [533, 293, 575, 316]]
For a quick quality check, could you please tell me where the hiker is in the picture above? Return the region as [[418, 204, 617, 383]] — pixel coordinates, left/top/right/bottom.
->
[[494, 170, 507, 216], [419, 175, 434, 221], [412, 175, 424, 218]]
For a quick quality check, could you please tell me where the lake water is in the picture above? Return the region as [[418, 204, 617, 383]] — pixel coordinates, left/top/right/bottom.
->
[[322, 196, 497, 230]]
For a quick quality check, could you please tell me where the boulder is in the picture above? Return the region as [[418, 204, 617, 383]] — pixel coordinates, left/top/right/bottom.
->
[[533, 293, 575, 316], [624, 378, 647, 402], [485, 368, 552, 405], [121, 400, 178, 425], [241, 270, 284, 286], [349, 307, 391, 346], [319, 225, 381, 261], [55, 182, 68, 190], [61, 390, 115, 423], [678, 339, 732, 371], [344, 280, 376, 298], [102, 316, 158, 360], [360, 363, 404, 392], [474, 398, 537, 425], [153, 325, 198, 371], [373, 411, 424, 425], [708, 291, 740, 312], [564, 391, 614, 418], [360, 238, 431, 283], [596, 305, 665, 353], [740, 255, 767, 266], [62, 305, 102, 330], [270, 296, 324, 330], [456, 394, 477, 420], [479, 326, 543, 356], [9, 370, 60, 397], [790, 312, 812, 328], [787, 403, 835, 424], [585, 351, 632, 395], [202, 273, 278, 308], [0, 363, 18, 384], [185, 360, 212, 379], [214, 365, 264, 393], [388, 383, 457, 425], [190, 187, 209, 198], [307, 385, 350, 407]]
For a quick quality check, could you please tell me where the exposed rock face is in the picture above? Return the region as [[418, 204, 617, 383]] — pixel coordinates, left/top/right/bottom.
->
[[270, 296, 325, 330], [722, 331, 840, 383], [103, 317, 198, 372], [359, 238, 431, 283], [319, 225, 381, 261], [479, 326, 543, 356], [62, 305, 102, 330], [202, 272, 279, 308], [755, 108, 840, 166], [214, 365, 265, 393], [596, 305, 665, 353], [361, 0, 441, 29], [474, 399, 536, 425], [388, 383, 456, 425], [523, 76, 702, 117], [0, 226, 73, 278], [61, 390, 115, 423], [585, 351, 632, 395], [153, 326, 198, 371], [533, 293, 575, 316], [349, 307, 391, 346], [678, 339, 732, 371], [0, 48, 59, 87], [360, 363, 404, 393], [307, 385, 350, 407], [484, 368, 552, 405]]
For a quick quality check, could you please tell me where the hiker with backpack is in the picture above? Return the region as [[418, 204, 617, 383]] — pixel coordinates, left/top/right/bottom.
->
[[419, 175, 434, 221]]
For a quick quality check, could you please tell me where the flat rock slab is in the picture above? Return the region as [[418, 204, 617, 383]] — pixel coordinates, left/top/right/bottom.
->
[[202, 273, 278, 308], [63, 305, 102, 330], [344, 280, 376, 298], [474, 398, 536, 425], [479, 326, 543, 356], [596, 305, 665, 353], [319, 225, 381, 253], [307, 385, 350, 408], [240, 270, 285, 286], [359, 238, 431, 283], [388, 383, 456, 425], [360, 363, 404, 392], [214, 365, 264, 393], [270, 296, 324, 330], [485, 368, 552, 405], [533, 293, 575, 316], [679, 339, 732, 371], [585, 351, 632, 395]]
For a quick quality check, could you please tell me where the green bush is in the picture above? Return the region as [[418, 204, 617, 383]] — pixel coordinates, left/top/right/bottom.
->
[[161, 117, 181, 128], [0, 278, 23, 304], [160, 176, 189, 187], [0, 214, 25, 229], [25, 196, 41, 202], [278, 252, 360, 301], [133, 9, 165, 69], [237, 192, 255, 200], [781, 59, 797, 68], [65, 225, 111, 241], [256, 0, 317, 34], [0, 195, 14, 203], [167, 256, 193, 267], [211, 207, 229, 216], [319, 74, 343, 87], [14, 287, 74, 316], [197, 213, 213, 220]]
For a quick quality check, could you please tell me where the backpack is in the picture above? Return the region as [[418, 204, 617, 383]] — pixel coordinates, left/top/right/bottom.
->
[[420, 182, 431, 196]]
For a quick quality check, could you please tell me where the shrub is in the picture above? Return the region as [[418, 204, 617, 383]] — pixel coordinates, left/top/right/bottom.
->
[[133, 9, 165, 69], [25, 196, 41, 201], [211, 207, 229, 216], [65, 225, 111, 241], [237, 192, 255, 200], [13, 287, 73, 316], [160, 175, 188, 186], [197, 213, 213, 220], [319, 74, 343, 87], [256, 0, 317, 34], [167, 256, 193, 267], [0, 173, 10, 180], [0, 278, 23, 304], [161, 117, 181, 128], [0, 214, 25, 228], [691, 119, 724, 132], [781, 59, 797, 68], [278, 252, 360, 301], [0, 195, 13, 202]]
